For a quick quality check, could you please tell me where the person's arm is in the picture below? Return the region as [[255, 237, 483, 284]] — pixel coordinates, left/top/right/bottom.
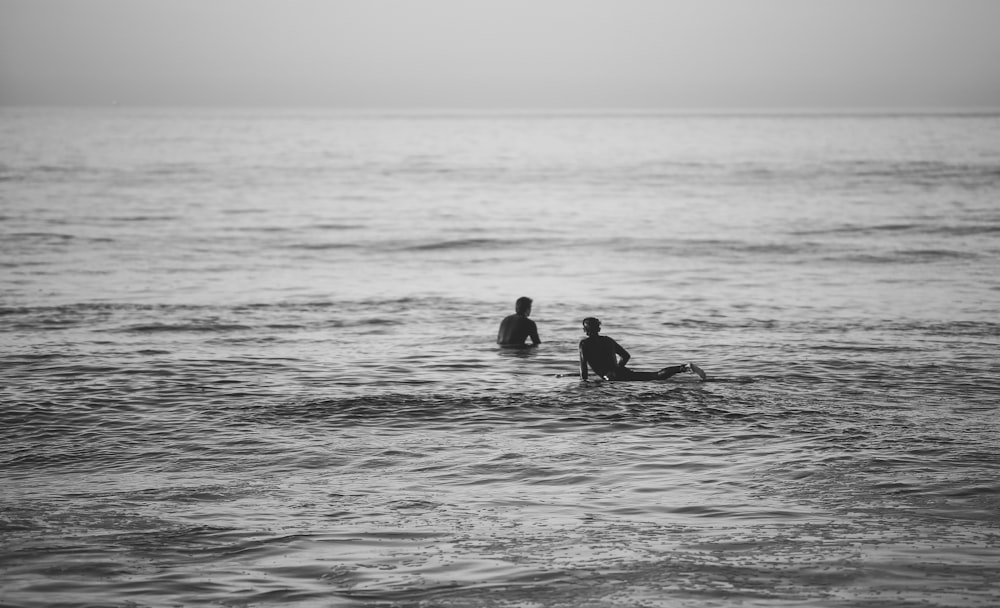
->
[[579, 343, 589, 380], [529, 320, 541, 345], [613, 340, 630, 368], [496, 317, 508, 345]]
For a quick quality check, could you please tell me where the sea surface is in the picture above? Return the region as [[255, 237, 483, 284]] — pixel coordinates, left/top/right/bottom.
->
[[1, 108, 999, 607]]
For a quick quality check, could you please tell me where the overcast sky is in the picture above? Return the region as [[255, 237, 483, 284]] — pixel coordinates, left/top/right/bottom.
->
[[1, 0, 998, 108]]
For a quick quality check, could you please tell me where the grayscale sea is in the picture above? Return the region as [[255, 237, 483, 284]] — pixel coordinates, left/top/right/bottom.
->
[[2, 108, 999, 607]]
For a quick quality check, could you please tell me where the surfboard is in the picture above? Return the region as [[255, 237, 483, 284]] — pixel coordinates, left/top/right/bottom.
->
[[558, 363, 708, 382]]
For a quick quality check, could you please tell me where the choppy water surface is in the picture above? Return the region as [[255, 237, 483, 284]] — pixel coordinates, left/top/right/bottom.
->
[[1, 109, 999, 607]]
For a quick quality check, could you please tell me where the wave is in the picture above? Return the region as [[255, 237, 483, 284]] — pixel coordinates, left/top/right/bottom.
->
[[599, 157, 1000, 193], [3, 299, 997, 345], [108, 215, 181, 222], [117, 322, 254, 333], [6, 231, 77, 241], [573, 236, 983, 264], [0, 296, 467, 317], [835, 249, 983, 264], [792, 222, 1000, 238], [285, 242, 360, 250], [401, 237, 519, 252]]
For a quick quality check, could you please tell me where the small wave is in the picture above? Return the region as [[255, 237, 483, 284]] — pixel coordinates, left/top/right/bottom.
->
[[790, 223, 920, 236], [7, 231, 76, 241], [611, 237, 824, 259], [313, 223, 366, 231], [220, 208, 267, 215], [401, 238, 514, 252], [926, 224, 1000, 237], [0, 302, 204, 316], [118, 322, 253, 333], [109, 215, 180, 222], [286, 242, 359, 250], [898, 248, 981, 260], [894, 320, 1000, 337], [143, 163, 210, 176], [0, 164, 115, 185], [794, 222, 1000, 239], [838, 249, 981, 264]]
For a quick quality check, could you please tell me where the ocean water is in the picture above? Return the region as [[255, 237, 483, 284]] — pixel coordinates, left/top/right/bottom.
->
[[1, 108, 999, 607]]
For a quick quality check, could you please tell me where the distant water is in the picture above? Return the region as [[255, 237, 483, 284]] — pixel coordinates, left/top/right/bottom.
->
[[2, 108, 999, 607]]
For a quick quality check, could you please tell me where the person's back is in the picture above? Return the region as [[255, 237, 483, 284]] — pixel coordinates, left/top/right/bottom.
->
[[579, 334, 625, 377], [497, 296, 540, 347], [578, 317, 629, 379]]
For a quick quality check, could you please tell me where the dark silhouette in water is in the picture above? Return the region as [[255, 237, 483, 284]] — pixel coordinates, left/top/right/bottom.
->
[[497, 296, 541, 347], [578, 317, 706, 381]]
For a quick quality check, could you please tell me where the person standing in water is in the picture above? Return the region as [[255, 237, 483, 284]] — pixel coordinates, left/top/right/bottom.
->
[[497, 296, 541, 347], [578, 317, 706, 381]]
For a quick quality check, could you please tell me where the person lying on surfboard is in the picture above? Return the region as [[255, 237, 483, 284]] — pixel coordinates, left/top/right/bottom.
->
[[578, 317, 707, 381], [497, 296, 541, 347]]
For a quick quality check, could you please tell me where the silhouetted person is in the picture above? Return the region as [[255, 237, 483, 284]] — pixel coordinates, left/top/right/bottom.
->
[[578, 317, 706, 381], [497, 296, 540, 347]]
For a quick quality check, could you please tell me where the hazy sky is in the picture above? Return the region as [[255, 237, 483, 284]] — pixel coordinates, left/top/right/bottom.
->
[[1, 0, 998, 108]]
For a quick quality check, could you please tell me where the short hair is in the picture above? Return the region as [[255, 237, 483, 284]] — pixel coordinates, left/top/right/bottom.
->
[[582, 317, 601, 329], [515, 297, 533, 314]]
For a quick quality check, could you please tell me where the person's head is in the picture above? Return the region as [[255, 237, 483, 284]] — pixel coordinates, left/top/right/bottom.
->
[[515, 296, 533, 316], [582, 317, 601, 336]]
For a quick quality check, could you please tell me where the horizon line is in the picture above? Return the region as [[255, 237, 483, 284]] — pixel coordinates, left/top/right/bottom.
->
[[3, 104, 1000, 117]]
